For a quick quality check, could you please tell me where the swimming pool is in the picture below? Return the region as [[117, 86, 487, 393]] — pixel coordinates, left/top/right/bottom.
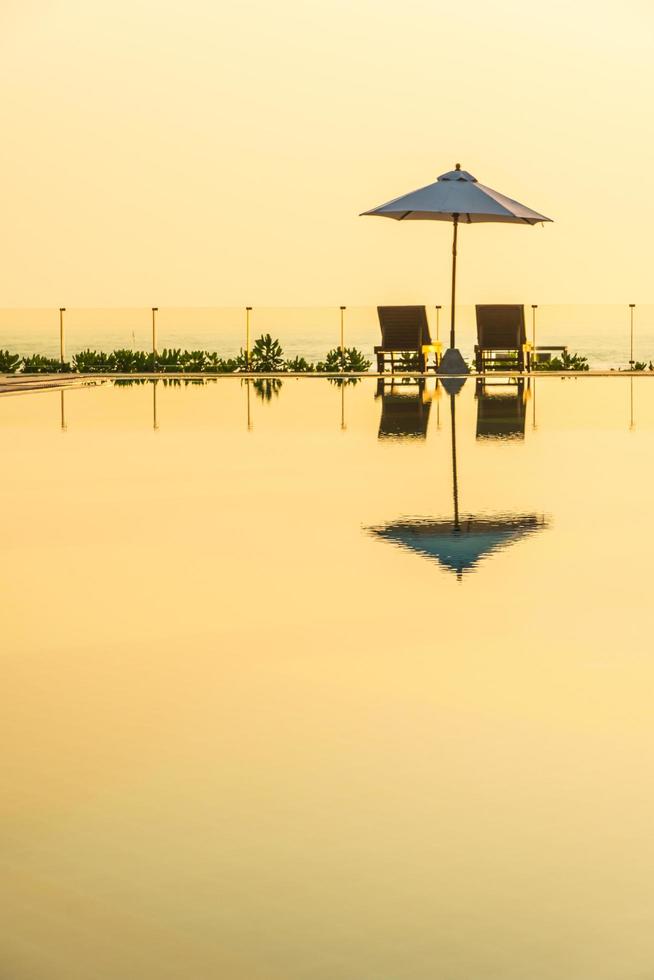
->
[[3, 376, 654, 979]]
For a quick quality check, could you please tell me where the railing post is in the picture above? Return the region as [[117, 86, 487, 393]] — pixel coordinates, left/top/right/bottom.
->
[[59, 307, 66, 364], [246, 307, 252, 369], [629, 303, 636, 368], [152, 307, 158, 368], [531, 304, 538, 371]]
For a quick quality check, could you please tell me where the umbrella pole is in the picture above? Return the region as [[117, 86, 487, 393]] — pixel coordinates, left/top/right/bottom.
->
[[450, 392, 460, 530], [450, 216, 458, 350]]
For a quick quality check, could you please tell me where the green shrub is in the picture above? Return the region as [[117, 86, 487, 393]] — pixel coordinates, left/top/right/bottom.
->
[[398, 352, 422, 371], [0, 350, 21, 373], [72, 349, 116, 372], [250, 334, 285, 372], [285, 355, 314, 372], [22, 354, 71, 374], [316, 347, 371, 373], [155, 348, 183, 371], [135, 350, 155, 372], [534, 351, 589, 372], [234, 349, 252, 371], [203, 352, 239, 373], [112, 349, 137, 372], [180, 349, 208, 372]]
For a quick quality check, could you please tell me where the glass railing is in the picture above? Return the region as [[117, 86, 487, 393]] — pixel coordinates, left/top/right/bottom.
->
[[0, 304, 652, 370]]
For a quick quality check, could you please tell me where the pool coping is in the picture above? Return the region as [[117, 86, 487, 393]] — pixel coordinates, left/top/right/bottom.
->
[[2, 370, 654, 395]]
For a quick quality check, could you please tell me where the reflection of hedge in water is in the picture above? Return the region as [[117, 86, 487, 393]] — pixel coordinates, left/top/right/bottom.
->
[[113, 378, 206, 387]]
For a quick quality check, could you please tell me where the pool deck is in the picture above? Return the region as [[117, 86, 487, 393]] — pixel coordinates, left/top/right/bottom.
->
[[1, 370, 653, 395]]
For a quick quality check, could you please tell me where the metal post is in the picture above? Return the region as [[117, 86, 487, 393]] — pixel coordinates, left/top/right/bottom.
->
[[629, 304, 636, 368], [531, 304, 537, 350], [339, 306, 346, 353], [450, 392, 460, 531], [151, 307, 158, 361], [532, 378, 537, 430], [246, 307, 252, 369], [450, 217, 459, 350], [59, 308, 66, 363], [153, 379, 159, 431], [435, 305, 441, 343]]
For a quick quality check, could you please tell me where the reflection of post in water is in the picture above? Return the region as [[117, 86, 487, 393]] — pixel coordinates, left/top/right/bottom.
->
[[532, 377, 537, 430], [630, 377, 635, 431], [246, 378, 252, 431], [450, 391, 459, 530], [376, 377, 431, 439], [153, 379, 159, 431], [341, 382, 346, 431], [60, 389, 67, 432]]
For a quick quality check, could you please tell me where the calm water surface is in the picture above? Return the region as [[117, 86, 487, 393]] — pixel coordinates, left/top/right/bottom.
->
[[2, 377, 654, 979]]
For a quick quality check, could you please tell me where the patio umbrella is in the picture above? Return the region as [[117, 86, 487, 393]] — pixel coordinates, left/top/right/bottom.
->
[[367, 381, 548, 578], [361, 164, 552, 373]]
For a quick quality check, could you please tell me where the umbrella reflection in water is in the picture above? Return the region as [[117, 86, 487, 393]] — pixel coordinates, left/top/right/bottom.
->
[[368, 378, 548, 579]]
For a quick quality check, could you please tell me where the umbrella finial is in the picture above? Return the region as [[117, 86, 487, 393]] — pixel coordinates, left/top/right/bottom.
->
[[455, 162, 461, 170]]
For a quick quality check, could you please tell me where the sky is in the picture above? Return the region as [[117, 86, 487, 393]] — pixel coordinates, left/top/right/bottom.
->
[[0, 0, 652, 307]]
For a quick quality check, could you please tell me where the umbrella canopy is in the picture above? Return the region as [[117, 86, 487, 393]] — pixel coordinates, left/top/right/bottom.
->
[[361, 165, 550, 224], [361, 164, 552, 363]]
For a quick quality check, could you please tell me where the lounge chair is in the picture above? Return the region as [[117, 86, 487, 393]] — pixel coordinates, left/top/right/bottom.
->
[[376, 377, 431, 439], [475, 377, 526, 439], [474, 305, 532, 373], [375, 306, 442, 373]]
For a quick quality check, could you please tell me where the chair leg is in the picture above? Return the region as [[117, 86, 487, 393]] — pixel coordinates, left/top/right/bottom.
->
[[419, 351, 427, 373], [376, 352, 384, 373]]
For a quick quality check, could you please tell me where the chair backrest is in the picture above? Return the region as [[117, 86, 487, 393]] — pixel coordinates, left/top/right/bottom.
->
[[475, 305, 526, 349], [377, 306, 432, 350]]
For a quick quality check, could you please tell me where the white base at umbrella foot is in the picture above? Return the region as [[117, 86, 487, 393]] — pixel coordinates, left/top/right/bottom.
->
[[437, 348, 469, 375]]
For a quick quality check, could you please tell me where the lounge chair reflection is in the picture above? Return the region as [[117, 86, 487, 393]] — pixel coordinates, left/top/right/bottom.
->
[[475, 377, 527, 439], [376, 377, 432, 439]]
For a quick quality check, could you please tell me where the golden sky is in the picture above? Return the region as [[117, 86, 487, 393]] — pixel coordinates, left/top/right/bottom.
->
[[1, 0, 652, 307]]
